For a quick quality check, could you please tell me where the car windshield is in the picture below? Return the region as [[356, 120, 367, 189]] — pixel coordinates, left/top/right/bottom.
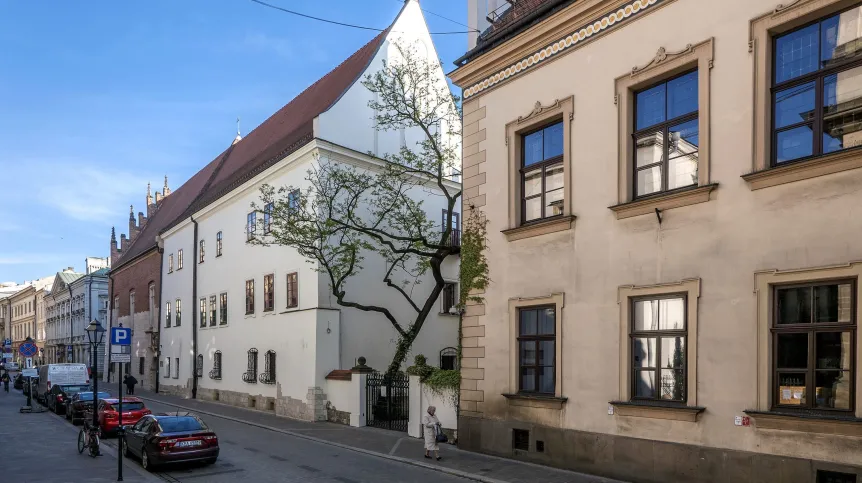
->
[[158, 417, 205, 432], [78, 392, 110, 401], [117, 402, 145, 411], [63, 385, 90, 394]]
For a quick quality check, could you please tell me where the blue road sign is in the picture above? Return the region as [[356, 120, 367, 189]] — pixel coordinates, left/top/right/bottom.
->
[[111, 327, 132, 346], [19, 342, 37, 358]]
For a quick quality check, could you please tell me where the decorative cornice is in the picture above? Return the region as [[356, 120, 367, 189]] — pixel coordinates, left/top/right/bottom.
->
[[462, 0, 663, 99], [518, 99, 562, 124], [632, 44, 693, 76], [773, 0, 802, 15]]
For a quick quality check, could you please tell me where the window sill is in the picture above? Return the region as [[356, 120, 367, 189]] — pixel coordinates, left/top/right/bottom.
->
[[438, 312, 459, 317], [501, 215, 576, 242], [262, 310, 276, 317], [610, 400, 705, 422], [742, 148, 862, 190], [608, 184, 718, 220], [744, 410, 862, 437], [502, 393, 567, 410], [244, 314, 255, 319]]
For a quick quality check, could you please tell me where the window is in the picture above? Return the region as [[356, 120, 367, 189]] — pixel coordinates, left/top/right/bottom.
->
[[175, 299, 182, 326], [517, 306, 555, 394], [219, 293, 227, 325], [520, 122, 564, 223], [199, 298, 207, 328], [165, 357, 171, 379], [442, 282, 457, 314], [442, 210, 460, 247], [247, 212, 256, 241], [196, 354, 203, 377], [168, 254, 174, 273], [633, 71, 699, 198], [216, 231, 223, 257], [817, 470, 857, 483], [139, 357, 145, 375], [630, 296, 687, 402], [260, 350, 276, 384], [245, 280, 254, 314], [177, 249, 183, 270], [773, 281, 855, 411], [263, 274, 274, 312], [772, 6, 862, 164], [165, 301, 171, 328], [173, 357, 179, 379], [440, 347, 458, 370], [129, 291, 135, 315], [286, 272, 298, 309], [209, 296, 216, 327], [148, 282, 156, 325], [242, 348, 258, 383], [199, 240, 205, 263], [263, 202, 273, 234], [288, 190, 300, 214], [209, 351, 222, 380]]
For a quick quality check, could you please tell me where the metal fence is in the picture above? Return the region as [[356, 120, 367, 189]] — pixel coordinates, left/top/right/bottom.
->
[[365, 371, 409, 432]]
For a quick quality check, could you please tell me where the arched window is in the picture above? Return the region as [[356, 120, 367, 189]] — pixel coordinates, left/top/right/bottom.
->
[[209, 351, 222, 380], [440, 347, 458, 371], [260, 351, 276, 384], [242, 348, 258, 383]]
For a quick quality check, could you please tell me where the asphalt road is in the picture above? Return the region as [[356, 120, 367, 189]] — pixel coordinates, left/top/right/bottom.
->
[[52, 395, 470, 483]]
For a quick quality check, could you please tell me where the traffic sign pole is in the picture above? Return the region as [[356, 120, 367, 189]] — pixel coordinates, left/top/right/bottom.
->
[[111, 326, 131, 483]]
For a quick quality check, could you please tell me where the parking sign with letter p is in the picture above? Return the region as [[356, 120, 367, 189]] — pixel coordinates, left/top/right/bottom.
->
[[111, 327, 132, 346]]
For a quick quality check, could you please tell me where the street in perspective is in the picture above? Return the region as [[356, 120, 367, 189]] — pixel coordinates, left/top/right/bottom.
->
[[4, 0, 862, 482]]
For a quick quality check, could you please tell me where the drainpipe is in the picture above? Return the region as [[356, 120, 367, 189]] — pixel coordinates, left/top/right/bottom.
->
[[108, 273, 114, 380], [68, 285, 74, 365], [155, 241, 165, 394], [191, 216, 199, 400]]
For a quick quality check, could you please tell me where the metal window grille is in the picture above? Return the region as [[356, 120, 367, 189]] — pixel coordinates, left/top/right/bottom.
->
[[196, 354, 203, 377], [220, 293, 227, 325], [260, 351, 276, 384], [242, 348, 258, 383], [209, 351, 222, 380]]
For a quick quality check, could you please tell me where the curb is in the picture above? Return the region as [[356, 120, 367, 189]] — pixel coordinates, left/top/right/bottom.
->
[[135, 394, 511, 483]]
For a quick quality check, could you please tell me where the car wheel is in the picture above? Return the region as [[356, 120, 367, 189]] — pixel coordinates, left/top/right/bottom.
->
[[205, 458, 217, 465], [121, 439, 129, 458], [141, 450, 155, 471], [65, 408, 71, 420]]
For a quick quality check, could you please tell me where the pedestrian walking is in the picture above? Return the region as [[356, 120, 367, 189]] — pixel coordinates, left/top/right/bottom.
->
[[423, 405, 443, 461], [1, 371, 9, 393], [123, 374, 137, 395]]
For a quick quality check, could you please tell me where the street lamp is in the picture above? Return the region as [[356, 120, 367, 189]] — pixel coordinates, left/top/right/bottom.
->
[[85, 319, 106, 430]]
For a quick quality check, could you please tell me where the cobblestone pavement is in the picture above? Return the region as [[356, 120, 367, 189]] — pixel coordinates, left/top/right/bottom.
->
[[106, 387, 623, 483]]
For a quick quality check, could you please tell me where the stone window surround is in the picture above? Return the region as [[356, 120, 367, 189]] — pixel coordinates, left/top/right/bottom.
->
[[612, 38, 715, 220], [615, 278, 702, 421], [745, 0, 862, 190], [750, 261, 862, 436], [505, 293, 566, 407], [502, 97, 576, 242]]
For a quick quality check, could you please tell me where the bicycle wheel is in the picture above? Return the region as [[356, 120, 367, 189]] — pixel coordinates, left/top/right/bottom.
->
[[88, 434, 100, 458], [77, 430, 86, 454]]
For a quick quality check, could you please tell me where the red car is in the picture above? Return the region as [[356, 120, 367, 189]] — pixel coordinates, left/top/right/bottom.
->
[[95, 397, 151, 435]]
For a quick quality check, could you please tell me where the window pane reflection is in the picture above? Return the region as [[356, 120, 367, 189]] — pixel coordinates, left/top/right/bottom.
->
[[660, 369, 685, 401], [636, 83, 666, 130], [523, 169, 541, 197], [667, 71, 698, 119], [816, 332, 852, 370], [815, 370, 851, 409], [660, 337, 685, 369], [635, 132, 664, 168], [632, 337, 656, 368], [777, 333, 808, 369], [520, 341, 536, 365], [775, 82, 815, 129], [543, 122, 564, 159], [821, 7, 862, 68], [777, 286, 812, 324], [659, 298, 685, 330], [636, 166, 662, 197], [823, 66, 862, 153], [635, 370, 656, 398], [524, 131, 543, 166], [775, 23, 820, 83], [776, 125, 814, 163]]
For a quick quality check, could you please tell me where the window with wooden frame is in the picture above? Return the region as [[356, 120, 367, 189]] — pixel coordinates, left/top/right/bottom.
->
[[219, 293, 227, 325], [630, 295, 687, 402], [517, 306, 555, 394], [177, 249, 183, 270], [772, 280, 855, 412], [442, 209, 460, 247], [288, 190, 300, 214], [165, 301, 171, 328], [260, 350, 276, 384], [263, 202, 273, 234], [633, 71, 699, 198], [772, 5, 862, 165], [168, 254, 174, 273], [209, 351, 222, 380], [263, 274, 274, 312], [199, 240, 205, 263], [520, 122, 564, 223], [286, 272, 298, 309], [441, 282, 457, 314], [209, 295, 216, 328], [247, 212, 256, 241], [199, 298, 207, 328], [216, 231, 223, 257], [242, 348, 258, 383], [245, 279, 254, 314], [174, 299, 182, 326]]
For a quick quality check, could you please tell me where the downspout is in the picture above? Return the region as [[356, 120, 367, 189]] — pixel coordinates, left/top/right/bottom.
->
[[68, 285, 74, 365], [156, 241, 165, 394], [191, 217, 199, 400], [108, 273, 114, 378]]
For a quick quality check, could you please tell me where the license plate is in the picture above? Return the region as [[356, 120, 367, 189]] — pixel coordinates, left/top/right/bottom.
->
[[176, 440, 202, 447]]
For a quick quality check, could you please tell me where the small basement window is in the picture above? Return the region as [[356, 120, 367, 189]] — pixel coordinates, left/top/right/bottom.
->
[[817, 470, 857, 483], [512, 429, 529, 451]]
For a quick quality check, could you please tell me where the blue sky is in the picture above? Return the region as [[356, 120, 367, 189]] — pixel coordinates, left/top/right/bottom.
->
[[0, 0, 469, 282]]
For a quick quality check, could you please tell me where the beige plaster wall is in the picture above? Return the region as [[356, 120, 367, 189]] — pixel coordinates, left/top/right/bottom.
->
[[460, 0, 862, 467]]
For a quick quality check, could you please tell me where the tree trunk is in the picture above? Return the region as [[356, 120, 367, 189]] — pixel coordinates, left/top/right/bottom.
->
[[385, 332, 417, 379]]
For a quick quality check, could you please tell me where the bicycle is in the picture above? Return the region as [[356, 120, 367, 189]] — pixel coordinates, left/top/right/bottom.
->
[[77, 421, 101, 457]]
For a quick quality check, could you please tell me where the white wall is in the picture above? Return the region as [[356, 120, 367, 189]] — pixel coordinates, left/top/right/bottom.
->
[[159, 220, 197, 389], [408, 375, 457, 439]]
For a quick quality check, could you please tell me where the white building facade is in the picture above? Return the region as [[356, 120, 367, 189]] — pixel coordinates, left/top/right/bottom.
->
[[156, 0, 462, 421]]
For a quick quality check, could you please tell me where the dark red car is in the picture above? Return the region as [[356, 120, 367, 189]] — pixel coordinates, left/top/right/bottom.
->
[[121, 414, 218, 471], [95, 397, 151, 435]]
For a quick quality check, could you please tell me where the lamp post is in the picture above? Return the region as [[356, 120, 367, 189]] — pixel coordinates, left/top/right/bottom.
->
[[85, 319, 106, 432]]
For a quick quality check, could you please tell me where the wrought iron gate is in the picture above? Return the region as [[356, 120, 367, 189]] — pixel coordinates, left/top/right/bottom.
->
[[365, 371, 409, 432]]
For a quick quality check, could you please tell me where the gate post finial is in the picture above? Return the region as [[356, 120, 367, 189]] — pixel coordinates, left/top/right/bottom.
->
[[351, 356, 374, 373]]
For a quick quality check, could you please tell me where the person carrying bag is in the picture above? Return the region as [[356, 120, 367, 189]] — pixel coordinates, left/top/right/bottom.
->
[[423, 406, 445, 461]]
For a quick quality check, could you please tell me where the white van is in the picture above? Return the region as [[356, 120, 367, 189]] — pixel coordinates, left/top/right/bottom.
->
[[36, 364, 89, 403]]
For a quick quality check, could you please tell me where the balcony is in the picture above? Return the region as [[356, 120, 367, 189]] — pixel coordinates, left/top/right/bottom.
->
[[444, 229, 461, 252]]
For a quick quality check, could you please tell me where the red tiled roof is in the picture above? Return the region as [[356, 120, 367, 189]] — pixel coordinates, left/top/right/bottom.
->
[[325, 370, 352, 381], [114, 29, 389, 269]]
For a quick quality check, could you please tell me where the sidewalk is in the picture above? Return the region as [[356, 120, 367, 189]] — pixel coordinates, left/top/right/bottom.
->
[[0, 388, 157, 483], [117, 387, 624, 483]]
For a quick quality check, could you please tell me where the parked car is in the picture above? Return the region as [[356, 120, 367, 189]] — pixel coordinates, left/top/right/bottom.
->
[[36, 364, 89, 404], [3, 362, 20, 372], [66, 391, 110, 424], [13, 374, 23, 390], [122, 414, 218, 471], [45, 384, 90, 414], [95, 397, 151, 436]]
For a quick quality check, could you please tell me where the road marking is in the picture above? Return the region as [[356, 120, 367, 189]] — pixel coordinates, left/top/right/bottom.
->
[[173, 469, 245, 479], [298, 464, 321, 473], [388, 436, 406, 455], [269, 455, 288, 462]]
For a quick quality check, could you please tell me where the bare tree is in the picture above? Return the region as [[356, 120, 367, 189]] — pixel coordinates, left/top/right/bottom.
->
[[250, 42, 462, 377]]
